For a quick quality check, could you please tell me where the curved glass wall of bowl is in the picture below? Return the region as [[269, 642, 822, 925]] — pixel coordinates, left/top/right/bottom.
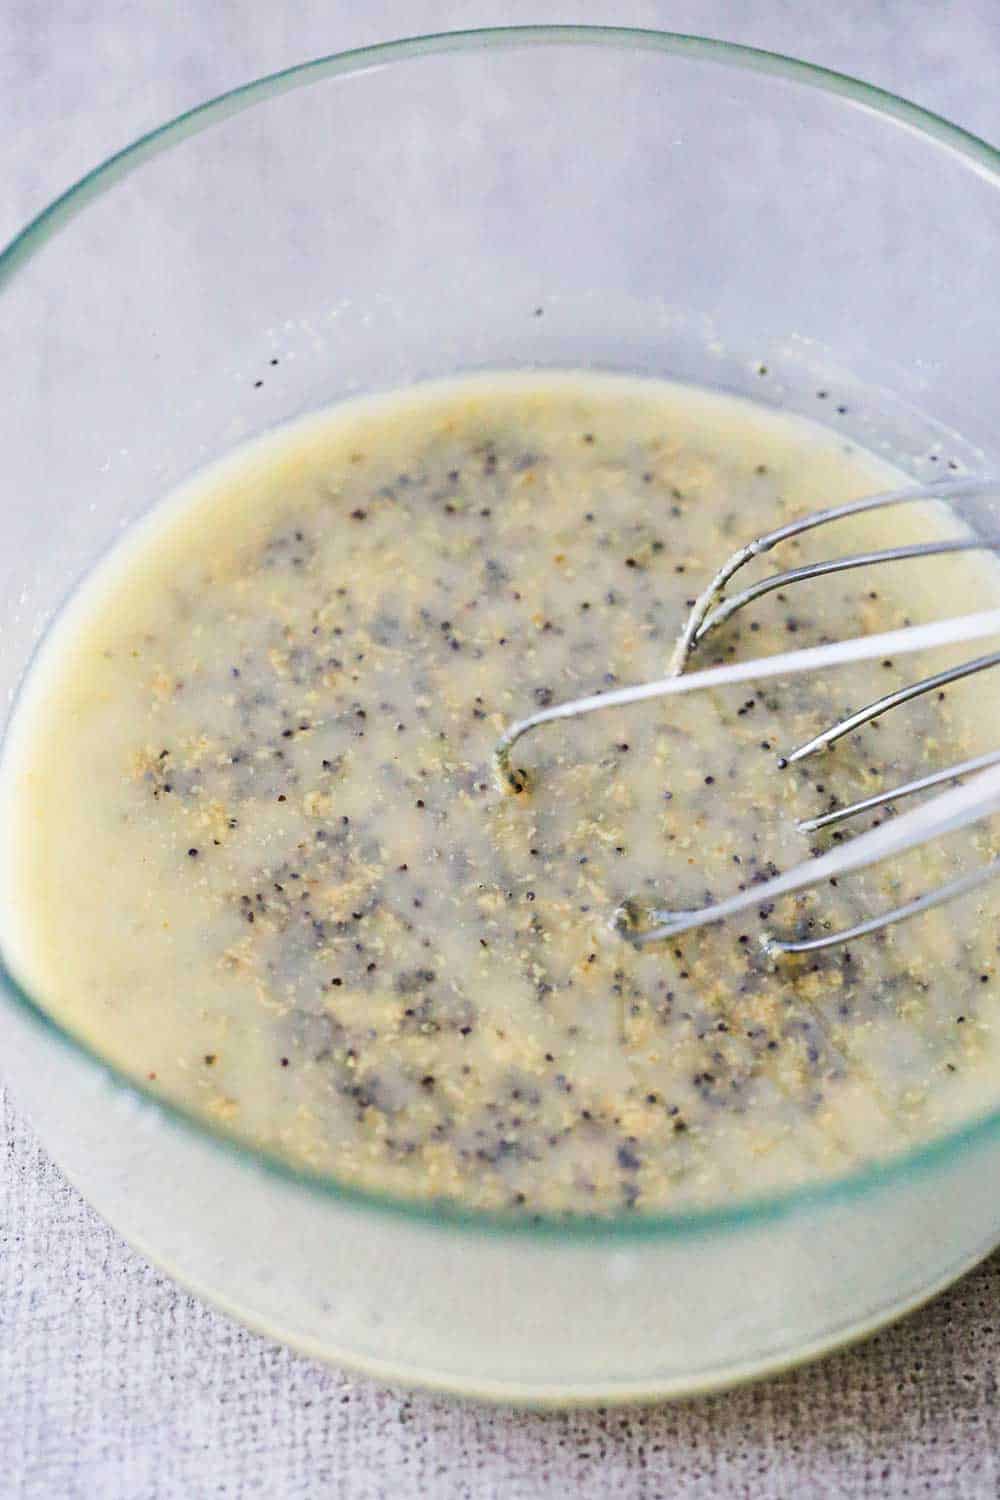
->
[[2, 29, 1000, 1399]]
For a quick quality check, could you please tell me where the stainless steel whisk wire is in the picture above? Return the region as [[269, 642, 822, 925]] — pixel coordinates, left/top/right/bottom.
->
[[494, 476, 1000, 955]]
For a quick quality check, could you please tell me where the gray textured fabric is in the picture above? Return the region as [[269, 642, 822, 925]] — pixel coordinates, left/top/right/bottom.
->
[[3, 3, 1000, 1496]]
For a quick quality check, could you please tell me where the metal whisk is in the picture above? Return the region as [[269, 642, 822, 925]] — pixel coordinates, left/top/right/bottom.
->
[[494, 476, 1000, 955]]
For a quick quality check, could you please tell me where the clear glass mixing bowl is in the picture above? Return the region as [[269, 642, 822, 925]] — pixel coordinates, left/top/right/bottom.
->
[[2, 27, 1000, 1405]]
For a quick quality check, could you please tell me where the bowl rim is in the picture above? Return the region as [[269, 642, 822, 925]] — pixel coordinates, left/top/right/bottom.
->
[[2, 24, 1000, 1244]]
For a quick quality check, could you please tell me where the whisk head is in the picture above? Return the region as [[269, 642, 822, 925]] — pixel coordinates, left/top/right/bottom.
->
[[494, 476, 1000, 955]]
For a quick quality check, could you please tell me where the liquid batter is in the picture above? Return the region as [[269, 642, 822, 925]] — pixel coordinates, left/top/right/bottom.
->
[[3, 372, 999, 1216]]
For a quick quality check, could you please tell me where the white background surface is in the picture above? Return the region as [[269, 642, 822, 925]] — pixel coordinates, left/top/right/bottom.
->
[[3, 3, 1000, 1496]]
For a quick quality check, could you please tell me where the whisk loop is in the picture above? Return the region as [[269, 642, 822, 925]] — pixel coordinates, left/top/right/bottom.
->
[[616, 769, 1000, 953], [669, 476, 999, 674], [494, 478, 1000, 953]]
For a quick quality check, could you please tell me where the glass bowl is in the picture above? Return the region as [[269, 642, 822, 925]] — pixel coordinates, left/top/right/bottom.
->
[[2, 27, 1000, 1406]]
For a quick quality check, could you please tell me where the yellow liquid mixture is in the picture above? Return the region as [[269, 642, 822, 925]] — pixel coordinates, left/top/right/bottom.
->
[[3, 372, 1000, 1216]]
